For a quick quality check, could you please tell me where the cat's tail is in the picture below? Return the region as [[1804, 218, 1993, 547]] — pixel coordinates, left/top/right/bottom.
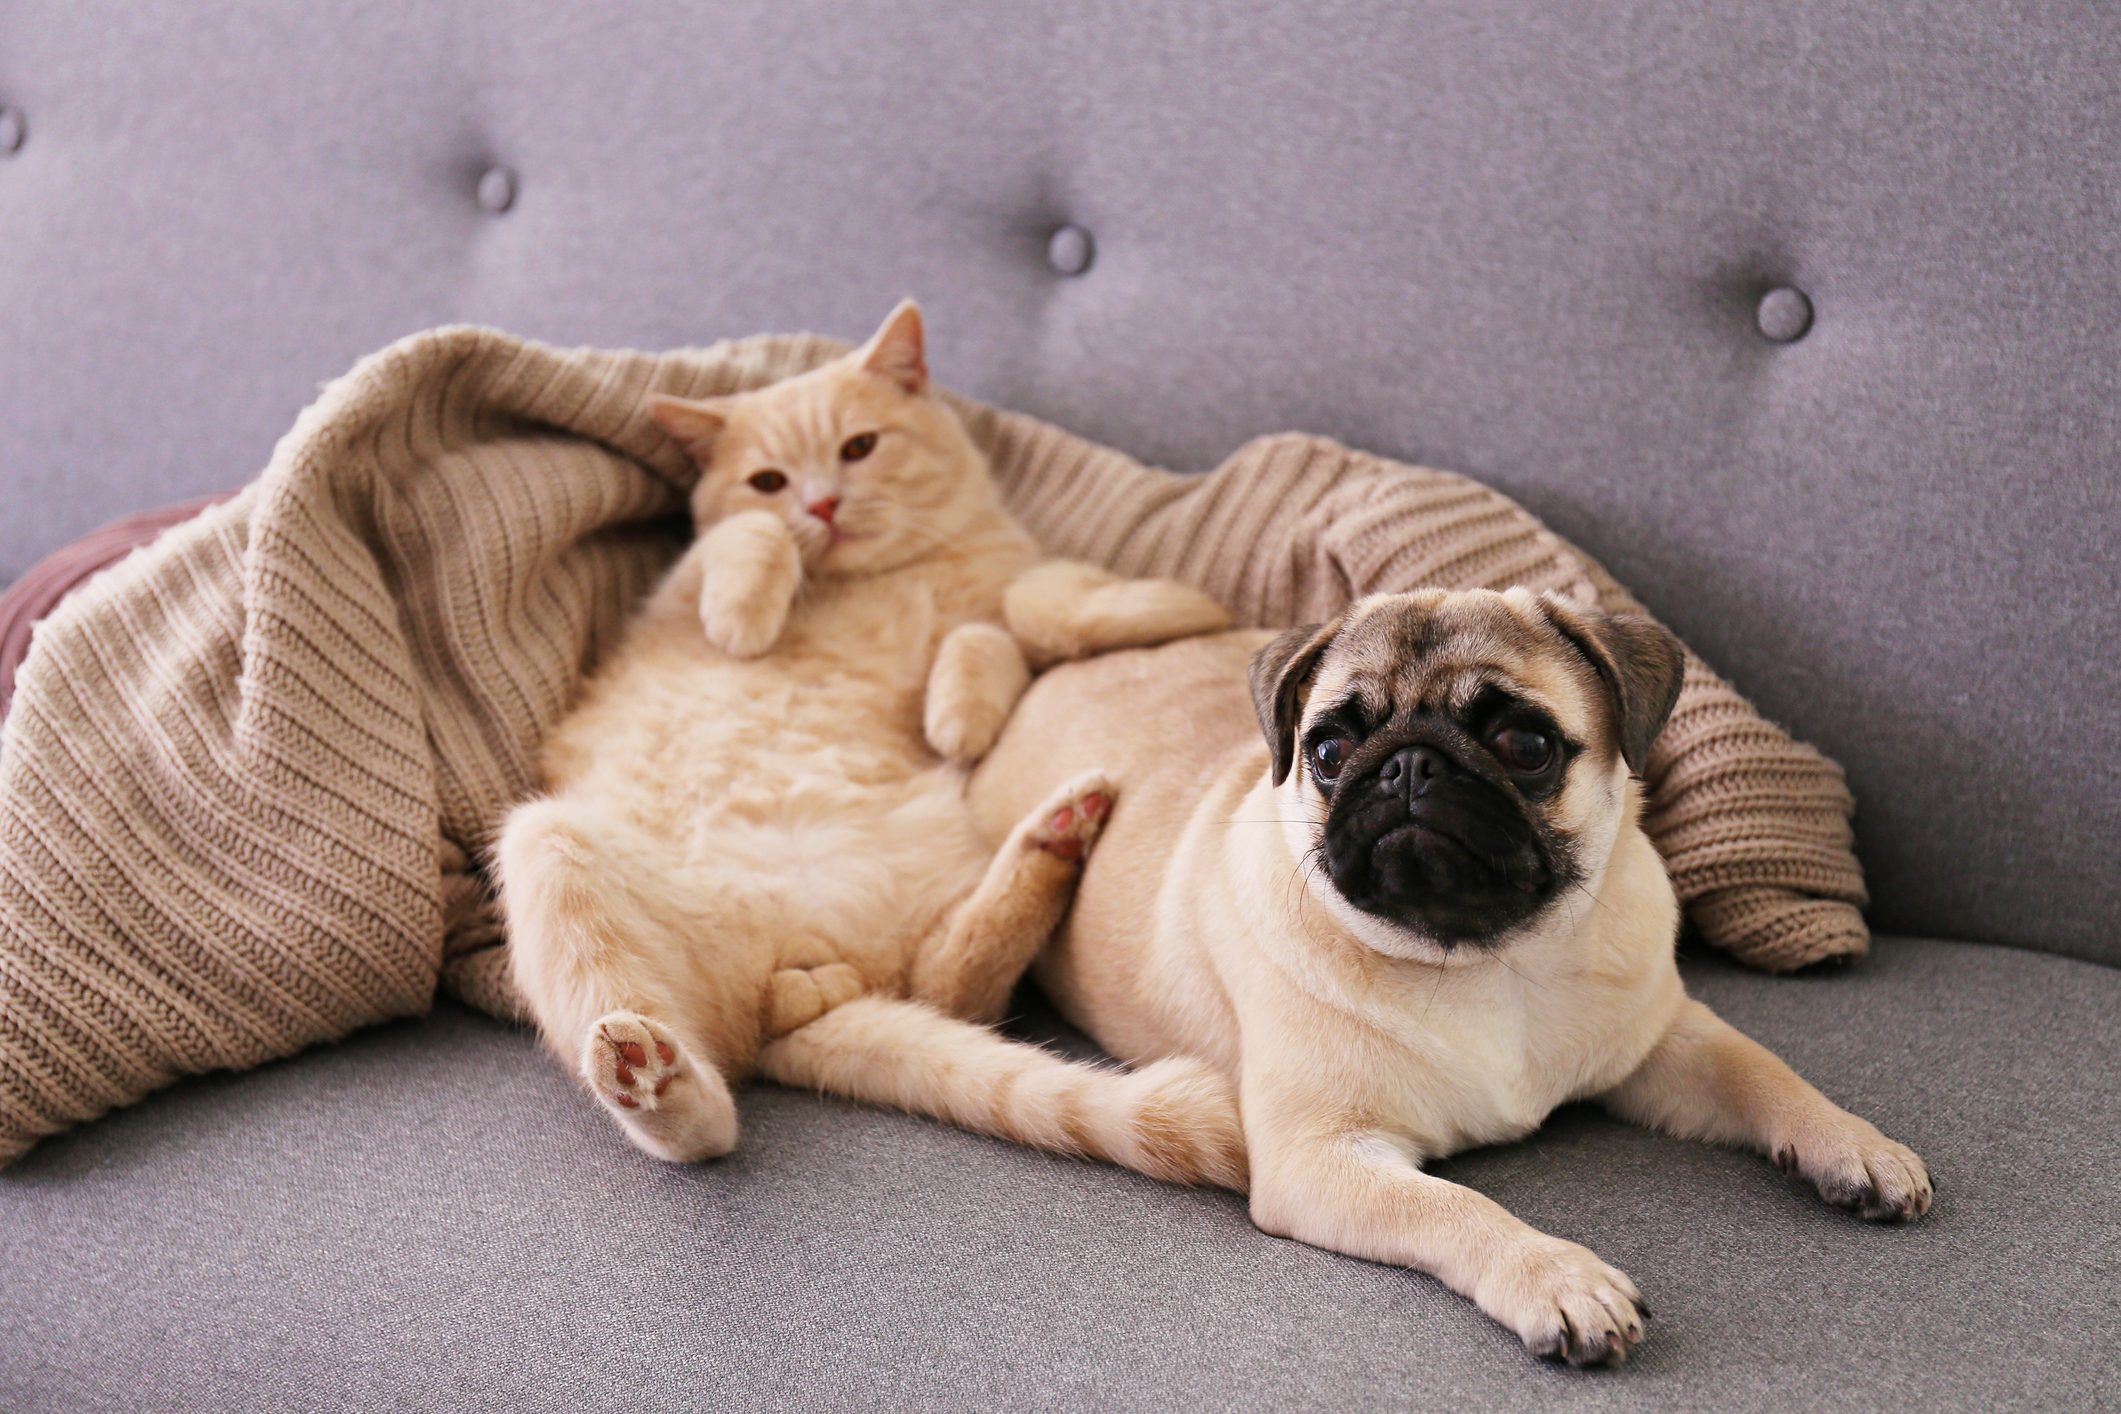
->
[[756, 997, 1248, 1191]]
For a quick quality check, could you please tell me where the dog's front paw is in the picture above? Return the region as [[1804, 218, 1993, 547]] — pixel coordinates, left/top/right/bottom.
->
[[1773, 1120, 1933, 1221], [1485, 1237, 1649, 1368]]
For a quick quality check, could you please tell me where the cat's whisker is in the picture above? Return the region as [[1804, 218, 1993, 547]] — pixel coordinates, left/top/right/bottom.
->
[[875, 507, 960, 554]]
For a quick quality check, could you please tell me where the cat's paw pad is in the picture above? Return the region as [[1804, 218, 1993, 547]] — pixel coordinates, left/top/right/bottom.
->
[[581, 1011, 739, 1162], [764, 963, 868, 1038], [1775, 1125, 1934, 1221], [586, 1012, 681, 1112], [1027, 772, 1117, 862]]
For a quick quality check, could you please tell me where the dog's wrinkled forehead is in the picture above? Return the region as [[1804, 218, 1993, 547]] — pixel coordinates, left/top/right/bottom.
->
[[1308, 591, 1598, 738]]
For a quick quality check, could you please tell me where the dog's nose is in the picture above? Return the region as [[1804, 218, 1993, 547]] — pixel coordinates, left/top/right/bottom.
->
[[1378, 745, 1448, 799], [807, 495, 840, 525]]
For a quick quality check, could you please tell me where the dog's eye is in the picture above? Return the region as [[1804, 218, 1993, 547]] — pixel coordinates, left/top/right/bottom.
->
[[839, 432, 879, 462], [1489, 726, 1554, 773], [1311, 737, 1353, 784], [747, 470, 788, 494]]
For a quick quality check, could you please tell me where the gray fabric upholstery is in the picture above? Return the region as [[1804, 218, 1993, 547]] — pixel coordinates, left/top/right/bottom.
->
[[2, 939, 2114, 1411], [1, 2, 2115, 959], [3, 4, 2114, 1405]]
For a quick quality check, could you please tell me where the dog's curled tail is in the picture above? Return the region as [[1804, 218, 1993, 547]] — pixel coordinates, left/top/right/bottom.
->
[[757, 997, 1248, 1191]]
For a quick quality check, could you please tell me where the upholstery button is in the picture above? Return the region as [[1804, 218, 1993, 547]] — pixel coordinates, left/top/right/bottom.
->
[[476, 166, 518, 214], [0, 107, 25, 155], [1047, 224, 1095, 276], [1756, 286, 1812, 342]]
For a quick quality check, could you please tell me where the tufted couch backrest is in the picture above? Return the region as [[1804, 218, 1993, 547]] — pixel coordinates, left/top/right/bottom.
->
[[1, 1, 2115, 964]]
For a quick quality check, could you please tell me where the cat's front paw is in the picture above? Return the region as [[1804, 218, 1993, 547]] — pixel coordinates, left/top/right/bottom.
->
[[1773, 1119, 1934, 1221], [924, 622, 1031, 762], [698, 510, 802, 658], [1086, 577, 1232, 650]]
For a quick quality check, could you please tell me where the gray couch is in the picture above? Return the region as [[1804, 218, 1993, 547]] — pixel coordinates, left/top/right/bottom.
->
[[2, 2, 2115, 1409]]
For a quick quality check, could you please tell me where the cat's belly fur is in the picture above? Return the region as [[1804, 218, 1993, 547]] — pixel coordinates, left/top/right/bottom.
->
[[534, 562, 999, 1001]]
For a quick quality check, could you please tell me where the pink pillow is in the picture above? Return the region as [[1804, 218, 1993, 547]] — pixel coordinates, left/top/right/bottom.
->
[[0, 496, 235, 720]]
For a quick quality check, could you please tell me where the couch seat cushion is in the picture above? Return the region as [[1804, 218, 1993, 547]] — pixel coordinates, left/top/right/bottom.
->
[[2, 938, 2113, 1411]]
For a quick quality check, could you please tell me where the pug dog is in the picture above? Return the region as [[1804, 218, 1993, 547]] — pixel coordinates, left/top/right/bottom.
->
[[967, 588, 1932, 1366]]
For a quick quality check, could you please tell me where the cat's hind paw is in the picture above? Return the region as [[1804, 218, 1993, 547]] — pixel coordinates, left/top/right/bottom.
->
[[582, 1011, 739, 1163], [1025, 771, 1116, 862]]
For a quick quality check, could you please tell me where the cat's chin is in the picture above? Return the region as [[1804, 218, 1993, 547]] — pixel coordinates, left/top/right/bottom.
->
[[803, 534, 883, 577], [812, 530, 938, 578]]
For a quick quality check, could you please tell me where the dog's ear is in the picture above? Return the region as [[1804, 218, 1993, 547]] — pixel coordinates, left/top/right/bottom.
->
[[1249, 622, 1339, 786], [1537, 595, 1686, 774]]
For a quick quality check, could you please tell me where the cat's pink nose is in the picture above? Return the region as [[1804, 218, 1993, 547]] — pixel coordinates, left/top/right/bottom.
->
[[807, 496, 840, 525]]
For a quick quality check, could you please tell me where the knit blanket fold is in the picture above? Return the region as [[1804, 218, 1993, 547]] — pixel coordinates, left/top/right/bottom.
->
[[0, 327, 1866, 1166]]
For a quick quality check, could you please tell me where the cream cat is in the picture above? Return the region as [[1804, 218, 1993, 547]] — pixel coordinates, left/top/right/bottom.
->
[[496, 302, 1244, 1187]]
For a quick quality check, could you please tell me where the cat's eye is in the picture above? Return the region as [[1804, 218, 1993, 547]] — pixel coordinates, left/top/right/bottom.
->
[[1489, 726, 1555, 774], [1311, 736, 1353, 784], [747, 470, 788, 494], [839, 432, 879, 463]]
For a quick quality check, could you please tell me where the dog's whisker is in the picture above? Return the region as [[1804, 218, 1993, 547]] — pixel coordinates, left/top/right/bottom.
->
[[1487, 945, 1555, 994], [1422, 956, 1450, 1019]]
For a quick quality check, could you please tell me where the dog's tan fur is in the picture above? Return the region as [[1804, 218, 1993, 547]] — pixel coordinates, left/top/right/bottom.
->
[[496, 303, 1241, 1186], [970, 589, 1932, 1365]]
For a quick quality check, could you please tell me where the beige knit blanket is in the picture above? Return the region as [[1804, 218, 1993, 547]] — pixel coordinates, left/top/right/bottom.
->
[[0, 328, 1866, 1165]]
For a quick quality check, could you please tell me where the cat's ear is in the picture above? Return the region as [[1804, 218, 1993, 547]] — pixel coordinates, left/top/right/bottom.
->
[[856, 299, 927, 394], [646, 394, 729, 462]]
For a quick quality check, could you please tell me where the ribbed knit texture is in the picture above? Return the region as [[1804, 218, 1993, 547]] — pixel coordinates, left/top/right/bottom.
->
[[0, 326, 1866, 1166]]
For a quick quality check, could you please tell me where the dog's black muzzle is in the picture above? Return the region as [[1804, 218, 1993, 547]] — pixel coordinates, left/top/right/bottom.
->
[[1320, 725, 1557, 944]]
